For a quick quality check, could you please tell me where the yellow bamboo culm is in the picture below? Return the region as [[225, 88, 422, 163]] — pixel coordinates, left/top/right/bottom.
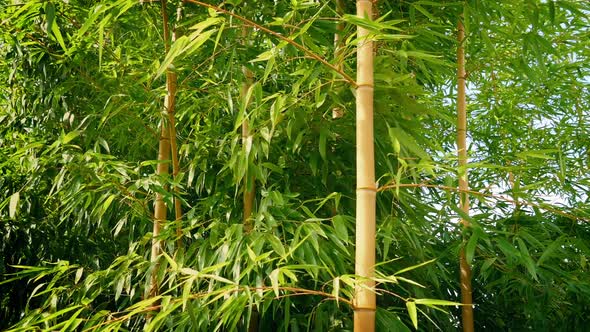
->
[[148, 0, 183, 302], [241, 27, 256, 233], [242, 114, 255, 232], [167, 70, 183, 249], [149, 118, 170, 299], [457, 18, 475, 332], [354, 0, 376, 331], [167, 5, 183, 251]]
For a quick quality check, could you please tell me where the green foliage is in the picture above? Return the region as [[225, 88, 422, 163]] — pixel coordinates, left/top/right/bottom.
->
[[1, 0, 589, 331]]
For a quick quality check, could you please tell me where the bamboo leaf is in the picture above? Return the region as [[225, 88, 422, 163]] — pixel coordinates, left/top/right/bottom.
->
[[45, 3, 55, 36], [269, 268, 280, 297], [9, 192, 19, 219], [394, 259, 435, 275], [465, 232, 479, 265], [406, 301, 418, 329], [376, 308, 411, 332], [396, 276, 425, 288], [115, 277, 124, 301], [62, 130, 81, 144], [51, 18, 67, 51], [156, 24, 218, 78], [182, 276, 195, 310], [162, 251, 178, 271], [517, 238, 538, 280], [332, 277, 340, 306], [332, 215, 348, 242], [537, 237, 563, 266], [74, 267, 83, 284], [414, 298, 461, 306], [319, 126, 328, 161]]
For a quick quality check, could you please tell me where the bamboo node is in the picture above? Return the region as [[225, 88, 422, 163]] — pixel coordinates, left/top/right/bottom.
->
[[354, 307, 377, 312], [357, 186, 377, 192], [356, 83, 374, 89]]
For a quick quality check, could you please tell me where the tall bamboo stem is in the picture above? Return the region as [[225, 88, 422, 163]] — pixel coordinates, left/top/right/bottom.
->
[[242, 116, 255, 232], [457, 19, 475, 332], [354, 1, 376, 331], [167, 5, 183, 250], [148, 0, 184, 301], [149, 111, 170, 299], [241, 27, 255, 232]]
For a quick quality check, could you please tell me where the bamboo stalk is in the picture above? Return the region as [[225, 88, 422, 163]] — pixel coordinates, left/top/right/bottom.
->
[[457, 18, 475, 332], [236, 25, 258, 331], [148, 0, 184, 301], [148, 0, 173, 303], [354, 1, 376, 331], [167, 5, 183, 251], [149, 114, 170, 299], [242, 116, 255, 232], [241, 27, 256, 232]]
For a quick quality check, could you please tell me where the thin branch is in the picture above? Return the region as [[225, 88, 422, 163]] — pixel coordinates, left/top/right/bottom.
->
[[378, 182, 590, 222], [85, 285, 354, 331], [184, 0, 357, 87]]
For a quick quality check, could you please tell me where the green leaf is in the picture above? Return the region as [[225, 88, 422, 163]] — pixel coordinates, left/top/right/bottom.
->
[[481, 258, 496, 274], [463, 3, 470, 34], [74, 267, 83, 284], [414, 298, 461, 306], [395, 259, 435, 275], [62, 130, 81, 144], [51, 18, 67, 51], [413, 4, 436, 21], [465, 232, 479, 265], [182, 276, 195, 310], [376, 308, 411, 332], [267, 235, 286, 257], [332, 215, 348, 242], [516, 150, 556, 160], [319, 126, 328, 161], [45, 3, 55, 36], [548, 1, 556, 24], [269, 268, 280, 297], [388, 125, 430, 160], [332, 277, 340, 305], [97, 13, 112, 68], [115, 277, 124, 301], [537, 237, 563, 266], [406, 301, 418, 329], [102, 194, 116, 213], [9, 192, 19, 219], [156, 20, 219, 78], [516, 238, 537, 279], [496, 238, 519, 258], [396, 276, 425, 288]]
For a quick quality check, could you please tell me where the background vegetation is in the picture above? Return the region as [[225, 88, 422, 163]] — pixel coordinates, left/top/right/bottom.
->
[[1, 0, 589, 330]]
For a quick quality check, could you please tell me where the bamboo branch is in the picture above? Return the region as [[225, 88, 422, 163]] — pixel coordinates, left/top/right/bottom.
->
[[87, 285, 355, 331], [185, 0, 357, 87], [378, 182, 589, 222]]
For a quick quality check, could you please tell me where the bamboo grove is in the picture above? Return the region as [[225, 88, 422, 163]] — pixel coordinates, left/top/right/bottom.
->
[[1, 0, 590, 331]]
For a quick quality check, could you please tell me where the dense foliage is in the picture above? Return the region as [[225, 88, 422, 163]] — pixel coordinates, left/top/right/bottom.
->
[[1, 0, 589, 331]]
